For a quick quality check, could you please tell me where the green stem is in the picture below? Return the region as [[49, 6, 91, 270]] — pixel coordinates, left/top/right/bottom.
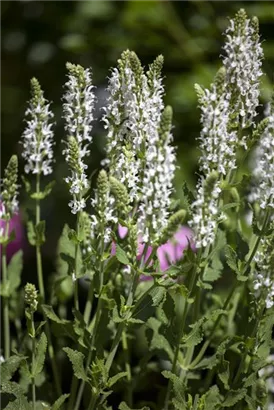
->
[[164, 256, 201, 410], [73, 212, 81, 311], [31, 313, 36, 410], [122, 330, 132, 406], [190, 209, 270, 370], [105, 270, 139, 374], [88, 390, 99, 410], [83, 278, 94, 325], [35, 174, 61, 396], [74, 232, 105, 410], [2, 222, 10, 359]]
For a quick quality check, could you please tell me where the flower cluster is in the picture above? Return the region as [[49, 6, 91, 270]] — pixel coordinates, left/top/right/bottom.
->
[[103, 51, 176, 245], [0, 155, 19, 226], [21, 78, 54, 176], [252, 232, 274, 309], [90, 170, 118, 245], [189, 70, 236, 248], [251, 101, 274, 210], [190, 9, 264, 249], [63, 63, 95, 214], [223, 9, 264, 129]]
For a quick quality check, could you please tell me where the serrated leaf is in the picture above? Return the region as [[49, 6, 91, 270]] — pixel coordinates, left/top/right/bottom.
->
[[63, 347, 88, 381], [150, 286, 166, 307], [1, 381, 29, 409], [0, 355, 26, 383], [162, 370, 186, 404], [56, 224, 82, 277], [52, 394, 70, 410], [218, 360, 230, 390], [7, 250, 23, 295], [222, 388, 247, 407], [116, 244, 130, 265], [182, 309, 226, 348], [108, 371, 127, 387], [203, 385, 222, 410], [244, 395, 257, 410], [42, 305, 66, 324], [146, 317, 174, 361], [225, 245, 239, 273], [32, 332, 47, 377]]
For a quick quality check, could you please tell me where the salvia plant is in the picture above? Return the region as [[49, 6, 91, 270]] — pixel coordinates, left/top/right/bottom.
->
[[1, 9, 274, 410]]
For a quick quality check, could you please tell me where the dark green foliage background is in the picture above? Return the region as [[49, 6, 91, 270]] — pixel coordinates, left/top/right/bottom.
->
[[1, 0, 274, 278]]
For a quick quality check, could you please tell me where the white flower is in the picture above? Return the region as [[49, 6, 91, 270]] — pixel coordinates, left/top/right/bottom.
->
[[63, 63, 95, 214], [102, 52, 176, 244], [252, 234, 274, 309], [223, 9, 264, 128], [189, 178, 221, 248], [21, 78, 54, 176], [197, 83, 237, 176], [251, 104, 274, 210]]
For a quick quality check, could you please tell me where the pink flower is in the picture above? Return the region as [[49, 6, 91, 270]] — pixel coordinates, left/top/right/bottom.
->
[[0, 211, 25, 262], [112, 224, 195, 279], [157, 226, 195, 271]]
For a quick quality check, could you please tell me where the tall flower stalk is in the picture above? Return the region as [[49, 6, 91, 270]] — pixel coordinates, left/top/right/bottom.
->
[[21, 78, 61, 395], [63, 62, 95, 410], [0, 155, 19, 359], [63, 63, 95, 309]]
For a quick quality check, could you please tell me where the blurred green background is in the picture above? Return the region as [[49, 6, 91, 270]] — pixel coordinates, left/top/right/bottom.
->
[[1, 0, 274, 264]]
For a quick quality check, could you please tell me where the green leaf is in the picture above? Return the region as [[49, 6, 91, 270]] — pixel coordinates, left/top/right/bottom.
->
[[1, 355, 26, 383], [26, 220, 46, 246], [35, 221, 46, 246], [162, 370, 186, 405], [2, 381, 29, 409], [56, 224, 82, 277], [107, 371, 127, 387], [118, 403, 150, 410], [203, 385, 222, 410], [42, 305, 65, 324], [32, 332, 47, 378], [225, 245, 239, 273], [222, 388, 247, 407], [7, 250, 23, 295], [146, 317, 174, 361], [21, 175, 31, 193], [244, 395, 257, 410], [52, 394, 70, 410], [150, 286, 166, 307], [116, 244, 130, 265], [63, 347, 88, 381], [218, 360, 230, 390], [27, 221, 36, 246], [182, 309, 226, 348]]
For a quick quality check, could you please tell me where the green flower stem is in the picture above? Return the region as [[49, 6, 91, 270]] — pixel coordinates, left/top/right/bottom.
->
[[31, 312, 36, 410], [88, 390, 99, 410], [2, 222, 10, 359], [105, 270, 139, 373], [83, 277, 94, 325], [35, 174, 61, 397], [164, 251, 201, 410], [73, 210, 81, 311], [105, 242, 151, 375], [73, 233, 105, 410], [189, 209, 270, 371], [122, 330, 133, 406]]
